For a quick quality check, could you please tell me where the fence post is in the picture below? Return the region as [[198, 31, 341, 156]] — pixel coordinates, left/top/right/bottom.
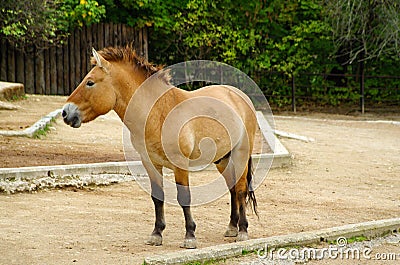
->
[[0, 39, 7, 81], [359, 60, 365, 114], [291, 74, 296, 113]]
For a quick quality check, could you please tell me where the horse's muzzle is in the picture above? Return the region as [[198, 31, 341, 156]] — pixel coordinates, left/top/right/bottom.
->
[[62, 103, 82, 128]]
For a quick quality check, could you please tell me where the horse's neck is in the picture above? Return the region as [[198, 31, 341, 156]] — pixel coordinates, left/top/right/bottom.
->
[[113, 96, 129, 121], [112, 66, 147, 121], [121, 76, 186, 158], [121, 74, 182, 135]]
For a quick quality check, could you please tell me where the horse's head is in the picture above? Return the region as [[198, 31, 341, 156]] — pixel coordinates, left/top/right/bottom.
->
[[62, 48, 116, 128]]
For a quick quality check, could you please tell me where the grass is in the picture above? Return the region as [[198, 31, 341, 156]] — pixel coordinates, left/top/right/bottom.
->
[[346, 235, 369, 244], [9, 94, 28, 101], [183, 259, 226, 265], [327, 235, 369, 246], [33, 124, 50, 138], [241, 249, 258, 256], [32, 120, 54, 138], [142, 258, 226, 265]]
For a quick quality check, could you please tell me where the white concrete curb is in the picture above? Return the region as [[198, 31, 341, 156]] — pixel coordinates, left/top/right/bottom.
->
[[274, 129, 315, 143], [0, 152, 289, 193], [0, 161, 143, 180], [276, 115, 400, 126], [0, 161, 144, 193], [144, 218, 400, 265], [0, 109, 62, 137]]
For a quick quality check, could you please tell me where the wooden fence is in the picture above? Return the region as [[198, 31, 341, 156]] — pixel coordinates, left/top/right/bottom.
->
[[0, 23, 148, 96]]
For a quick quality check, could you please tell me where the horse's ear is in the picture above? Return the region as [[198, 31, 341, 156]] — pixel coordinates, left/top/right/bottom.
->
[[92, 48, 110, 72]]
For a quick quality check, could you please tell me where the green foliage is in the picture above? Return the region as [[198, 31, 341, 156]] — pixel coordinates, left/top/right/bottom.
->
[[0, 1, 67, 49], [2, 0, 398, 107], [0, 0, 105, 50], [97, 0, 168, 27], [130, 0, 335, 79], [61, 0, 106, 29], [95, 0, 394, 108]]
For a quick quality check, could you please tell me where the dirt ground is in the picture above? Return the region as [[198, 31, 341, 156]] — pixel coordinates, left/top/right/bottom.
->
[[0, 95, 127, 167], [0, 95, 400, 264]]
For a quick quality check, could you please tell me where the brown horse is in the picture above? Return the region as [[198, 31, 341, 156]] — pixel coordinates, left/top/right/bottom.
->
[[62, 46, 258, 249]]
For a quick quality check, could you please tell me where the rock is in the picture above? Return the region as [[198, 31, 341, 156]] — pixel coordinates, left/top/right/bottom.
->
[[0, 81, 25, 101], [0, 101, 19, 110]]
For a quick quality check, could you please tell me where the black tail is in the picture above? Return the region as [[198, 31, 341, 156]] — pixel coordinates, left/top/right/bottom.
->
[[246, 156, 258, 216]]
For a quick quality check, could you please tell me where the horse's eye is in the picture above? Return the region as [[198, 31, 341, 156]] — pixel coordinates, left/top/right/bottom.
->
[[86, 80, 95, 87]]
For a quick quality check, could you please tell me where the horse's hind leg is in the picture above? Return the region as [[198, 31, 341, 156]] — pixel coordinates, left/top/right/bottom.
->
[[235, 164, 250, 241], [226, 187, 240, 237], [174, 167, 197, 249], [217, 149, 251, 241], [143, 161, 165, 246], [216, 160, 239, 237]]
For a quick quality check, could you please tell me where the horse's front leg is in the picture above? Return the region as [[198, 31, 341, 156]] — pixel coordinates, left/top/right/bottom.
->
[[143, 161, 165, 246], [174, 167, 197, 249]]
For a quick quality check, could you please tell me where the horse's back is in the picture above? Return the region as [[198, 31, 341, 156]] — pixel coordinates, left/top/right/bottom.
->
[[189, 85, 256, 128], [191, 85, 254, 110], [183, 85, 257, 161]]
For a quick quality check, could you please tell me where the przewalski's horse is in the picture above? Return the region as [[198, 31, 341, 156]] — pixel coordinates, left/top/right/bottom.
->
[[62, 46, 258, 249]]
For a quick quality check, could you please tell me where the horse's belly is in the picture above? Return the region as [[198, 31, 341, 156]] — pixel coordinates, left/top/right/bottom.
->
[[186, 117, 239, 164]]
